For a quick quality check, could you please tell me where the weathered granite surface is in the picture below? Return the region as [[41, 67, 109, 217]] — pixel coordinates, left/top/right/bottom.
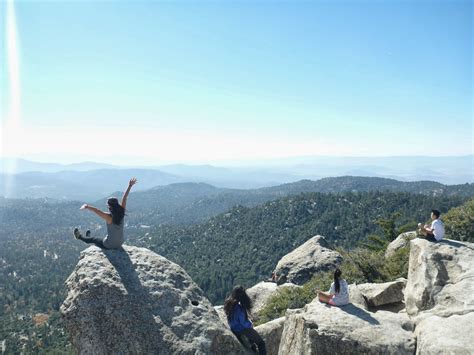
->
[[61, 245, 243, 354]]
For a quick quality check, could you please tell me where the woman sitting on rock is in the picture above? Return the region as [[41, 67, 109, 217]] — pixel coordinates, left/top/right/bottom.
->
[[73, 178, 137, 249], [224, 285, 267, 355], [316, 268, 349, 306]]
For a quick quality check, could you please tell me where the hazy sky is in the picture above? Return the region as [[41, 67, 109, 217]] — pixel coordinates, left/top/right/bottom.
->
[[1, 0, 472, 164]]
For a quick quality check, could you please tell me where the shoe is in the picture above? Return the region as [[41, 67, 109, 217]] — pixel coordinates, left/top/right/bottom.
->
[[86, 230, 91, 237], [73, 228, 82, 240]]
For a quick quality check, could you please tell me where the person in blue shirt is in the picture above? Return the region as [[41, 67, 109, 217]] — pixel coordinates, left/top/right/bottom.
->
[[224, 285, 266, 355]]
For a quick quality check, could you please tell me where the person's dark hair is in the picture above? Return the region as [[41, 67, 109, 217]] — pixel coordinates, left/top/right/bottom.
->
[[223, 285, 252, 320], [334, 268, 342, 293], [107, 197, 125, 225], [431, 209, 441, 218]]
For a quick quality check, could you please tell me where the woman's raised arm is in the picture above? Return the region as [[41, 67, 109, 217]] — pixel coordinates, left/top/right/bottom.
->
[[121, 177, 137, 210]]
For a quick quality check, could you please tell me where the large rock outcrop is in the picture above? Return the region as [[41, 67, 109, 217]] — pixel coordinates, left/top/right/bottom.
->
[[60, 234, 474, 355], [278, 300, 415, 354], [405, 239, 474, 320], [60, 246, 243, 354], [273, 235, 342, 285], [404, 238, 474, 354]]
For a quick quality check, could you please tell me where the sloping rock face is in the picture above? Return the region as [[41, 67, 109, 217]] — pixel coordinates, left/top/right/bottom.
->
[[61, 246, 243, 354], [213, 305, 229, 329], [405, 239, 474, 354], [278, 300, 415, 355], [247, 282, 301, 320], [273, 235, 342, 285], [357, 278, 406, 307], [385, 231, 417, 258]]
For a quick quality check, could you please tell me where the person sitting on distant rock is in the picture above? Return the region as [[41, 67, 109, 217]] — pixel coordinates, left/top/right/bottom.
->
[[224, 285, 267, 355], [418, 209, 445, 242], [316, 268, 349, 306], [73, 178, 137, 249]]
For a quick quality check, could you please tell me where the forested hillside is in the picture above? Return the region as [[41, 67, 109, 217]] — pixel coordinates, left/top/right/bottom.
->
[[1, 178, 473, 353], [0, 199, 82, 353], [442, 198, 474, 242], [109, 177, 474, 226], [265, 177, 474, 196], [140, 191, 467, 303]]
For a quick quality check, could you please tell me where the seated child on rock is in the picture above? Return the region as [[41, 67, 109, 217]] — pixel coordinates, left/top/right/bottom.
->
[[316, 268, 349, 306]]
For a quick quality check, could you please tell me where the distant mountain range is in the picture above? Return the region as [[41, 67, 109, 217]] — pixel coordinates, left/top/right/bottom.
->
[[0, 169, 182, 200], [0, 156, 472, 199], [2, 176, 473, 230]]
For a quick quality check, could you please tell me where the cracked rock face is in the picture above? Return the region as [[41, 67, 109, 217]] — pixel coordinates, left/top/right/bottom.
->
[[273, 235, 342, 285], [405, 239, 474, 320], [404, 239, 474, 354], [255, 317, 286, 355], [60, 246, 243, 355]]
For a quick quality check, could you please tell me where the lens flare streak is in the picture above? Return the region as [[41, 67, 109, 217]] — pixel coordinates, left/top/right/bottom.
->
[[2, 0, 22, 196]]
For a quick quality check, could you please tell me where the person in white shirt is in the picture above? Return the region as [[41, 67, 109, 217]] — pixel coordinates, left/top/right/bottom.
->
[[419, 209, 445, 242], [316, 268, 349, 306]]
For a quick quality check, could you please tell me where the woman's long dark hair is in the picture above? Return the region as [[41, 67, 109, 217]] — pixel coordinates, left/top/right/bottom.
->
[[224, 285, 252, 320], [334, 268, 342, 293], [107, 197, 125, 225]]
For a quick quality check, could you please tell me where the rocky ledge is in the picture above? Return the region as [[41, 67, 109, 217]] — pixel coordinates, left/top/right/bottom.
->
[[61, 236, 474, 354]]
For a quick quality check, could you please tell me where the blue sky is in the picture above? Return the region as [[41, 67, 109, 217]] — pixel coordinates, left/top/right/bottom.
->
[[0, 0, 472, 164]]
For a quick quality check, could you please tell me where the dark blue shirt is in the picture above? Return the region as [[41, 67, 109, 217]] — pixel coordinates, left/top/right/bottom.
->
[[228, 303, 252, 333]]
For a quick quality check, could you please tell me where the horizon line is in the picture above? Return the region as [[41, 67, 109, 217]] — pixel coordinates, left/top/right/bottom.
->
[[1, 154, 473, 168]]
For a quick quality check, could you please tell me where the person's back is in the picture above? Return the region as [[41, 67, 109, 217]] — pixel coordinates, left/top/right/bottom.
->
[[431, 218, 445, 241], [224, 286, 267, 355], [104, 220, 124, 249], [316, 268, 349, 306], [228, 303, 252, 334], [329, 279, 349, 306]]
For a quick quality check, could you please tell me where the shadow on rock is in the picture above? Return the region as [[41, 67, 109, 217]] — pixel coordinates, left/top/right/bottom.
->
[[440, 239, 474, 250], [102, 248, 164, 340], [339, 304, 380, 325], [103, 247, 147, 296]]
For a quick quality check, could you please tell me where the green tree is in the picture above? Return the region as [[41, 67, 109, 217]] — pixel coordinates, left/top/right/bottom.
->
[[443, 198, 474, 242]]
